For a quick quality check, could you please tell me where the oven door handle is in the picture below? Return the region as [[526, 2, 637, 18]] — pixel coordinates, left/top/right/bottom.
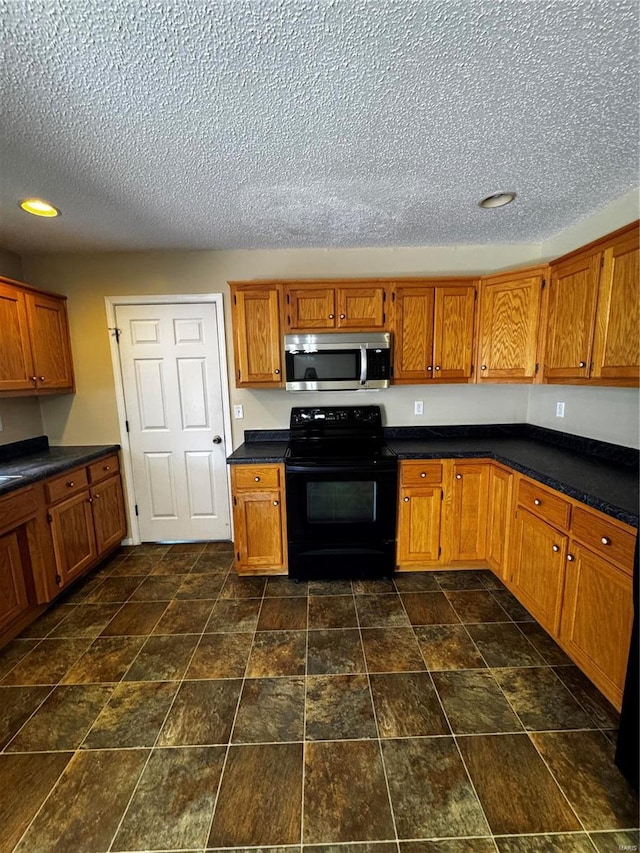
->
[[360, 345, 367, 386], [285, 463, 397, 475]]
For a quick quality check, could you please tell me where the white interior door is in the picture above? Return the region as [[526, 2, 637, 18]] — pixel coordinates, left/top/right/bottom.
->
[[115, 301, 231, 542]]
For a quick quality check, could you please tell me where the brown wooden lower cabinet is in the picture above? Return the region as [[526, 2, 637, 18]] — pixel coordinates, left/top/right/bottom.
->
[[231, 463, 287, 575], [0, 452, 127, 647], [396, 484, 443, 566], [448, 461, 490, 563], [0, 529, 30, 634], [486, 464, 513, 577]]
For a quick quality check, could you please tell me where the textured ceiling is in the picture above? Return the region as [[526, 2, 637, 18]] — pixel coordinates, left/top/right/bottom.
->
[[0, 0, 638, 254]]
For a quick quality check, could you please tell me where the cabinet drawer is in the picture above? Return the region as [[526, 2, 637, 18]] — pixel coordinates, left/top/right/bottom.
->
[[88, 454, 120, 484], [517, 478, 571, 531], [400, 461, 443, 486], [0, 486, 39, 533], [233, 465, 281, 490], [571, 506, 636, 573], [45, 467, 89, 504]]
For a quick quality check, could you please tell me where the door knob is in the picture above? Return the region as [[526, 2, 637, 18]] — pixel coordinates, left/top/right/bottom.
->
[[212, 436, 222, 444]]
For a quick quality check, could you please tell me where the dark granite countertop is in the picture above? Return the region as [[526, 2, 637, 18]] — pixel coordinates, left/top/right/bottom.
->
[[0, 436, 121, 497], [227, 424, 639, 527]]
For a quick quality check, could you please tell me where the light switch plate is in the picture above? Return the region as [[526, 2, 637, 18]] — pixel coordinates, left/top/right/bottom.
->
[[233, 404, 244, 419]]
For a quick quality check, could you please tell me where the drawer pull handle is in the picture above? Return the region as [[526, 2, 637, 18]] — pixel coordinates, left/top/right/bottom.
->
[[273, 500, 279, 506], [67, 481, 74, 488], [567, 553, 575, 561], [456, 474, 462, 480], [254, 476, 260, 482], [534, 499, 541, 506], [552, 544, 560, 552], [601, 536, 611, 546], [103, 465, 110, 471], [420, 472, 426, 478], [404, 496, 410, 502]]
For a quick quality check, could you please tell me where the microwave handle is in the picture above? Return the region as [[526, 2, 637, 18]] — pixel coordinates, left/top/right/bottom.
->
[[360, 346, 367, 386]]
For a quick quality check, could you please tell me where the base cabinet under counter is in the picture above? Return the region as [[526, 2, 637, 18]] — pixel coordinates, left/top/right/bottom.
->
[[0, 451, 127, 647], [230, 463, 287, 576]]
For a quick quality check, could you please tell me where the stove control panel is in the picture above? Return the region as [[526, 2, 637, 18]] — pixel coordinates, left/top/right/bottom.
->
[[290, 406, 382, 428]]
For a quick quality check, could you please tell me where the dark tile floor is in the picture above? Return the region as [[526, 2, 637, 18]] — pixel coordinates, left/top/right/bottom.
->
[[0, 542, 638, 853]]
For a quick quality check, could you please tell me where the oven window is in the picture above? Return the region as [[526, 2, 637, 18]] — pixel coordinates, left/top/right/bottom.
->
[[291, 351, 359, 381], [306, 481, 376, 523]]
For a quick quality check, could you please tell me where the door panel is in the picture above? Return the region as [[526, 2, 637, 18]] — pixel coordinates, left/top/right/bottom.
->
[[116, 302, 231, 542], [449, 462, 489, 562], [0, 283, 34, 391], [25, 292, 74, 390], [433, 286, 476, 379], [393, 288, 434, 381], [396, 486, 442, 565], [0, 530, 30, 633], [337, 287, 386, 329]]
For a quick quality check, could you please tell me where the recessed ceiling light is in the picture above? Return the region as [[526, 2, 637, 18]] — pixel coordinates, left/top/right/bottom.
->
[[478, 192, 517, 209], [19, 198, 61, 217]]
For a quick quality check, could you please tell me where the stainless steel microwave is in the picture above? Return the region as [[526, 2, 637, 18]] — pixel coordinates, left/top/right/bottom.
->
[[284, 332, 392, 391]]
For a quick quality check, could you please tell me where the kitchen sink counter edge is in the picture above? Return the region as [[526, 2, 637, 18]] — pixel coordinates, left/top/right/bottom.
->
[[227, 425, 638, 527], [0, 436, 121, 496]]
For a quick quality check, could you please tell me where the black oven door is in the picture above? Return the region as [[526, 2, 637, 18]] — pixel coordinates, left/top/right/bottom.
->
[[285, 461, 397, 580]]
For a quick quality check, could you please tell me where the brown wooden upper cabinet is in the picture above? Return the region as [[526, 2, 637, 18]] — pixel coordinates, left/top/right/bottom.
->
[[230, 284, 283, 388], [543, 222, 639, 385], [0, 278, 75, 395], [393, 282, 476, 382], [285, 282, 388, 331], [476, 267, 546, 383]]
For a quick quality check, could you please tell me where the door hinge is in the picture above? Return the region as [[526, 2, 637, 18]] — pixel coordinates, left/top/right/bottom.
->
[[600, 256, 605, 268], [286, 293, 290, 304], [236, 551, 240, 562], [391, 292, 396, 302], [535, 363, 540, 374], [541, 279, 546, 290], [287, 315, 291, 325], [125, 420, 130, 433], [438, 547, 442, 556], [470, 364, 474, 375], [46, 512, 52, 523], [474, 290, 478, 301], [55, 573, 62, 586], [108, 327, 122, 343], [233, 294, 237, 305], [383, 291, 387, 302], [237, 369, 241, 381], [382, 312, 386, 323], [441, 491, 444, 501], [135, 504, 139, 516], [233, 496, 237, 506]]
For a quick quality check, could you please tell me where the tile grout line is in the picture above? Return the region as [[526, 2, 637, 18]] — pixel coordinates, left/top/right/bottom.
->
[[300, 583, 310, 849]]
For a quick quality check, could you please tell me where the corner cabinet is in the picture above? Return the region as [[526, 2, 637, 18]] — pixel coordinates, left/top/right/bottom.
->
[[476, 267, 546, 382], [393, 282, 477, 382], [231, 464, 287, 575], [0, 278, 75, 395], [543, 222, 639, 385], [230, 284, 283, 388]]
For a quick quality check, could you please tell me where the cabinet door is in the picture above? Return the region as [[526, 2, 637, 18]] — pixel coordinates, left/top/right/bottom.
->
[[544, 252, 601, 381], [511, 508, 567, 633], [591, 229, 640, 381], [49, 491, 97, 588], [396, 486, 442, 566], [0, 529, 30, 634], [449, 462, 490, 562], [336, 286, 386, 329], [560, 544, 633, 709], [0, 282, 35, 392], [486, 465, 513, 578], [433, 286, 476, 380], [393, 287, 435, 381], [233, 489, 286, 573], [477, 273, 544, 382], [24, 292, 74, 391], [232, 287, 283, 386], [287, 287, 335, 330], [91, 474, 126, 556]]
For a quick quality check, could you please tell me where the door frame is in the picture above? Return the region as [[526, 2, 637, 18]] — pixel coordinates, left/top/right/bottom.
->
[[105, 294, 233, 545]]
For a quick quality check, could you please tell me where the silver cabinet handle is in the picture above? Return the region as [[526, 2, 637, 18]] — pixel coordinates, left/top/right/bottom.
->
[[579, 361, 586, 368], [403, 496, 410, 502], [601, 536, 611, 545], [534, 499, 541, 506], [567, 553, 575, 561], [328, 314, 335, 319], [456, 473, 462, 480], [212, 436, 222, 444], [552, 544, 560, 552], [254, 476, 260, 482]]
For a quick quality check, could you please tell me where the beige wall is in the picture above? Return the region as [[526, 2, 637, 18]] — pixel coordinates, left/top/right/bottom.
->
[[0, 246, 23, 281], [16, 192, 640, 450]]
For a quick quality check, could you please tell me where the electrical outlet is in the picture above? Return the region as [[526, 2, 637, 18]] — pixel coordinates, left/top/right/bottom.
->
[[556, 401, 565, 418], [233, 404, 244, 419], [414, 401, 424, 416]]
